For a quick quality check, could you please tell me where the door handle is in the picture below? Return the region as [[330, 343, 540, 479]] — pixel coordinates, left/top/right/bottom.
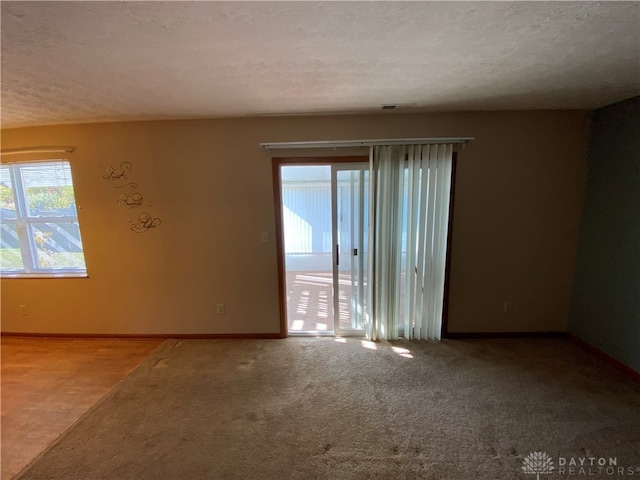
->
[[336, 244, 339, 266], [354, 248, 358, 256]]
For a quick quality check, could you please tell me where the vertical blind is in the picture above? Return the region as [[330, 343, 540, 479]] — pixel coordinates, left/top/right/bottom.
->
[[367, 144, 454, 341]]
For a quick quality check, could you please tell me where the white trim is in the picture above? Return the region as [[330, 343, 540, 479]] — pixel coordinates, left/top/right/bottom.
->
[[260, 137, 473, 150]]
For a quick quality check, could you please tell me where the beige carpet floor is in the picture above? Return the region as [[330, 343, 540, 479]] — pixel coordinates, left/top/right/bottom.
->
[[15, 337, 640, 480]]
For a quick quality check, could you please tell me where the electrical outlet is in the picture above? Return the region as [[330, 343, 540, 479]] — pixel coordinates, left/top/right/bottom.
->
[[503, 301, 513, 313], [19, 304, 28, 316], [260, 231, 270, 243], [216, 304, 225, 315]]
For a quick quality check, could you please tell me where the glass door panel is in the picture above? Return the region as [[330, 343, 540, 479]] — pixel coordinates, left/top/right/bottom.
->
[[332, 165, 369, 335], [281, 165, 334, 334]]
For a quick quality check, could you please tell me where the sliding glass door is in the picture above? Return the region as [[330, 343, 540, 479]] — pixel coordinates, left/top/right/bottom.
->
[[279, 161, 368, 336]]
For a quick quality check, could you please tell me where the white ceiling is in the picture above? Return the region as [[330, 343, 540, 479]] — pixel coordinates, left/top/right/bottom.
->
[[1, 1, 639, 129]]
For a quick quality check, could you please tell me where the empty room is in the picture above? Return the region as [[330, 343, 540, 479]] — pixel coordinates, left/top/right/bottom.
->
[[1, 2, 639, 479]]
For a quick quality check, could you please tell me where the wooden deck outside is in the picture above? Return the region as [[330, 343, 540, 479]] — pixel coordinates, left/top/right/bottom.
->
[[286, 271, 366, 334]]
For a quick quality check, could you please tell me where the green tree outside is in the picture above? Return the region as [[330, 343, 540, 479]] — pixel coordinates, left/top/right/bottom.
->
[[1, 185, 76, 211]]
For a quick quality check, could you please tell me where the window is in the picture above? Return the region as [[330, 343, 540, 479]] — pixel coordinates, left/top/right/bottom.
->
[[0, 160, 87, 277]]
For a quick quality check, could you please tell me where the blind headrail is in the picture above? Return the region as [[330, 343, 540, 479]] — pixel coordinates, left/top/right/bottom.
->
[[260, 137, 473, 150], [1, 146, 76, 156]]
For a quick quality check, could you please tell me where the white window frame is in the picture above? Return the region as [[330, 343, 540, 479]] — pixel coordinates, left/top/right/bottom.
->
[[1, 160, 88, 278]]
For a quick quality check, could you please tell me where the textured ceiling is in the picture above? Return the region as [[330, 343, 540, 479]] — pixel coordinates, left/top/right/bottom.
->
[[1, 1, 639, 128]]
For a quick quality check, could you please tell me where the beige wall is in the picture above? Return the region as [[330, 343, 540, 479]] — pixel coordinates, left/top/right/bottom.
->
[[0, 112, 590, 334]]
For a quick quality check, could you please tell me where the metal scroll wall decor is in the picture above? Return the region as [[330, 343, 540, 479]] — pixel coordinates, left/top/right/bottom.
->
[[102, 161, 132, 180], [117, 192, 144, 209], [101, 161, 162, 233], [128, 213, 162, 233]]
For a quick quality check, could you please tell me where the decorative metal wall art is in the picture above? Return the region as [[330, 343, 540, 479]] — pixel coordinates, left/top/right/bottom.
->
[[101, 161, 162, 232], [128, 213, 162, 233], [102, 162, 132, 181], [117, 192, 144, 209]]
